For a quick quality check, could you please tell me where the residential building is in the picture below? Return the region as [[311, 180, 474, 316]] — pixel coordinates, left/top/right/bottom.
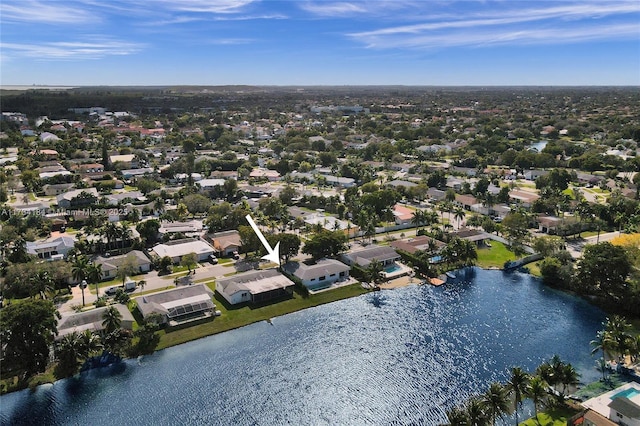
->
[[158, 220, 204, 238], [341, 246, 401, 268], [216, 268, 295, 305], [136, 284, 216, 326], [393, 204, 415, 225], [150, 238, 215, 263], [43, 183, 74, 196], [110, 154, 138, 169], [390, 236, 445, 255], [283, 258, 350, 291], [57, 187, 99, 209], [26, 235, 76, 259], [250, 168, 281, 181], [94, 250, 151, 280], [207, 230, 241, 256], [582, 382, 640, 426], [57, 304, 134, 339]]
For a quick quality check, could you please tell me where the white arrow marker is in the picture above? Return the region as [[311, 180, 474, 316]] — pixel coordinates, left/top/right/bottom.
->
[[245, 214, 280, 266]]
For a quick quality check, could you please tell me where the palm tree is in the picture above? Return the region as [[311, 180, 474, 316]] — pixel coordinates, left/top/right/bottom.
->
[[78, 330, 102, 359], [454, 208, 465, 229], [591, 329, 614, 371], [87, 262, 103, 297], [55, 332, 84, 377], [506, 367, 530, 426], [560, 363, 580, 398], [71, 255, 89, 284], [137, 280, 146, 292], [29, 270, 54, 299], [446, 404, 470, 426], [411, 209, 426, 233], [480, 382, 510, 426], [465, 397, 487, 426], [604, 315, 632, 362], [102, 306, 122, 334], [526, 376, 548, 426]]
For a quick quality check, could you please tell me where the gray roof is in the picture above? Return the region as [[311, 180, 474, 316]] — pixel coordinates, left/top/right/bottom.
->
[[609, 397, 640, 419], [57, 304, 134, 338], [283, 259, 350, 281], [345, 246, 400, 266], [95, 250, 150, 272], [136, 284, 214, 318], [217, 269, 294, 296], [386, 180, 417, 188]]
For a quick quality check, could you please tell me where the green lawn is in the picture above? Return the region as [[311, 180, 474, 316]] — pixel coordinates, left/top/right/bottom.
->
[[520, 406, 580, 426], [476, 241, 517, 269], [156, 283, 368, 350]]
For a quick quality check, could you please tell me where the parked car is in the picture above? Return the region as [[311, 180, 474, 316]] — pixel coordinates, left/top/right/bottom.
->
[[105, 286, 118, 296], [209, 254, 218, 264], [232, 251, 240, 260]]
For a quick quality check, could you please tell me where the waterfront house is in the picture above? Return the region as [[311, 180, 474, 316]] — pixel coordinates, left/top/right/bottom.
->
[[57, 304, 134, 339], [581, 382, 640, 426], [136, 284, 216, 326], [390, 236, 445, 255], [283, 258, 350, 291], [342, 246, 401, 268], [216, 268, 295, 305], [150, 238, 215, 263]]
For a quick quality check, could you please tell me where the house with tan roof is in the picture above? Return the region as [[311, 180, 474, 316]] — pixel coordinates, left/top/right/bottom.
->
[[216, 268, 295, 305]]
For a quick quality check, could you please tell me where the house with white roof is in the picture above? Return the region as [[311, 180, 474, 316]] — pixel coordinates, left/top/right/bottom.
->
[[150, 238, 214, 263], [283, 258, 350, 291], [26, 235, 76, 259], [110, 154, 138, 169], [216, 268, 295, 305]]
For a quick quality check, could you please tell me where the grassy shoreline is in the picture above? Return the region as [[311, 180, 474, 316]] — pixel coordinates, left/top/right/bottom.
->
[[156, 282, 368, 350]]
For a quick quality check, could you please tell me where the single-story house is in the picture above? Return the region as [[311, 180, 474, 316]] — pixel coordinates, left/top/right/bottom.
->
[[57, 187, 99, 209], [136, 284, 216, 326], [386, 180, 418, 189], [151, 238, 215, 263], [581, 382, 640, 426], [94, 250, 151, 280], [197, 178, 226, 192], [454, 194, 479, 211], [57, 304, 134, 339], [509, 189, 540, 208], [342, 246, 401, 268], [216, 268, 295, 305], [304, 213, 350, 232], [207, 230, 241, 256], [390, 236, 445, 255], [110, 154, 138, 169], [427, 188, 446, 201], [451, 229, 491, 246], [105, 191, 145, 206], [283, 258, 350, 291], [43, 182, 75, 196], [249, 168, 281, 181], [393, 204, 415, 225], [26, 235, 76, 259], [158, 220, 204, 238]]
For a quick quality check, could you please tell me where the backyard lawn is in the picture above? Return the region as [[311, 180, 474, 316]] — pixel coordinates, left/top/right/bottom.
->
[[475, 241, 517, 269], [520, 406, 580, 426], [157, 283, 368, 350]]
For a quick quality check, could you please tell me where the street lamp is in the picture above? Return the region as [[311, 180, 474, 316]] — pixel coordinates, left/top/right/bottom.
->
[[80, 279, 87, 307]]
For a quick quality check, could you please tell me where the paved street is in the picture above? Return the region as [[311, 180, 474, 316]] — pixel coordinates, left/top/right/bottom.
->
[[564, 231, 621, 259]]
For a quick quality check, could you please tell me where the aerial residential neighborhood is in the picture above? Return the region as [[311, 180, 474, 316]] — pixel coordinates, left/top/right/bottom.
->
[[1, 85, 639, 425]]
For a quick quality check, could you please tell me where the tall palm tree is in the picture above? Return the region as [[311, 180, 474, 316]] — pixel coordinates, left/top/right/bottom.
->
[[87, 262, 103, 297], [605, 315, 632, 361], [78, 330, 102, 359], [411, 209, 426, 233], [560, 363, 580, 398], [590, 329, 614, 378], [454, 208, 465, 229], [102, 306, 122, 334], [446, 404, 470, 426], [55, 332, 84, 377], [465, 397, 487, 426], [480, 382, 510, 426], [71, 255, 89, 284], [506, 367, 530, 426], [526, 376, 548, 426]]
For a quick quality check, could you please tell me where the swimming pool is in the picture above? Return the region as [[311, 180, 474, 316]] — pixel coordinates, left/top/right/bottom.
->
[[612, 387, 640, 400], [384, 264, 401, 273]]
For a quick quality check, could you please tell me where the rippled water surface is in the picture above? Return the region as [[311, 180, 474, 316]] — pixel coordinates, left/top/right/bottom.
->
[[0, 269, 605, 425]]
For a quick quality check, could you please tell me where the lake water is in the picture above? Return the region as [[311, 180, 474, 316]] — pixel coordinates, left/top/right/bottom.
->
[[0, 269, 605, 425], [530, 140, 548, 152]]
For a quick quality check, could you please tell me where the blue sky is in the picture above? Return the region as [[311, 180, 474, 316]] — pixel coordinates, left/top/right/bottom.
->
[[1, 1, 639, 86]]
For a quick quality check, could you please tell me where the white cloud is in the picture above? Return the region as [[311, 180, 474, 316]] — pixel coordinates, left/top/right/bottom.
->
[[353, 23, 640, 49], [299, 2, 366, 16], [153, 0, 257, 14], [347, 1, 640, 49], [0, 0, 96, 23], [1, 39, 144, 60]]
